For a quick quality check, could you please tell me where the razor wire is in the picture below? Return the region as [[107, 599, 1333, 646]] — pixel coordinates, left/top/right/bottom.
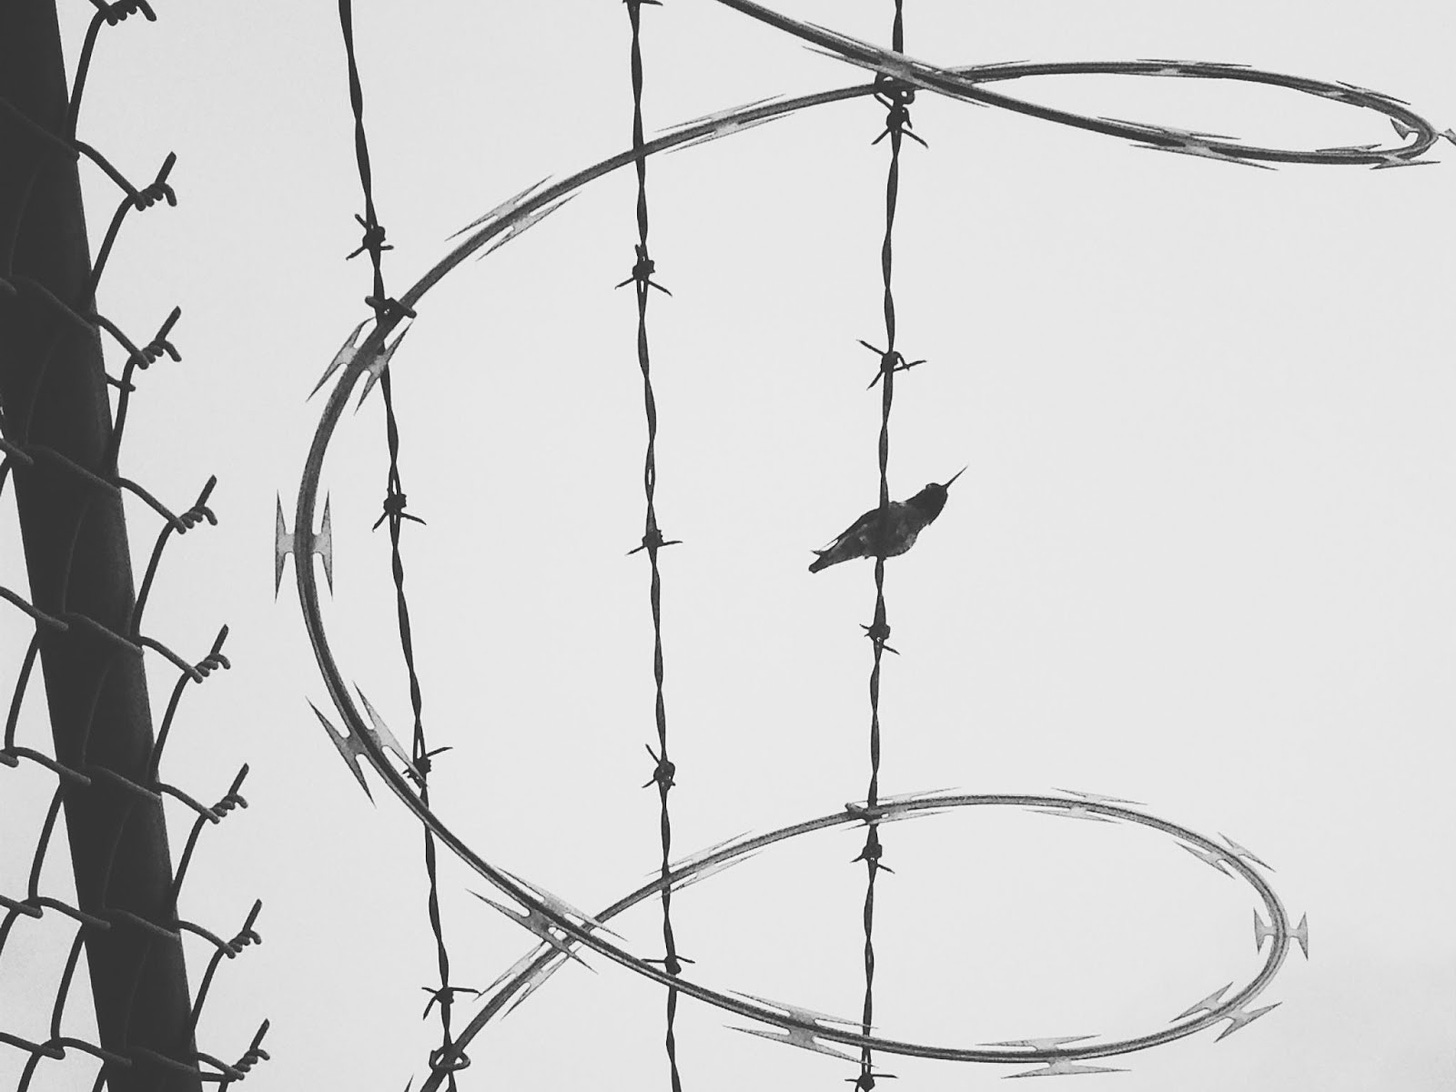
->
[[284, 4, 1450, 1088], [0, 3, 266, 1090]]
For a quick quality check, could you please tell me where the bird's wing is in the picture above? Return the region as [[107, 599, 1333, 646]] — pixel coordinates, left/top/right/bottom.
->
[[820, 507, 877, 550]]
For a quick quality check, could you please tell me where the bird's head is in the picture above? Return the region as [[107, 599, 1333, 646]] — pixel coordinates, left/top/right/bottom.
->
[[906, 466, 966, 522]]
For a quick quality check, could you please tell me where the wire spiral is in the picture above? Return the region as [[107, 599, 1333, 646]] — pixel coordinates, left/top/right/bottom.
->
[[287, 3, 1447, 1087]]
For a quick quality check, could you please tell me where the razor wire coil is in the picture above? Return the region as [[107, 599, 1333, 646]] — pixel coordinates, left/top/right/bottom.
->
[[281, 2, 1452, 1089]]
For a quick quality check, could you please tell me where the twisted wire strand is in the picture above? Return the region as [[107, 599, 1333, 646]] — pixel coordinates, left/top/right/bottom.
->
[[857, 6, 910, 1085], [621, 4, 687, 1088], [333, 4, 462, 1085]]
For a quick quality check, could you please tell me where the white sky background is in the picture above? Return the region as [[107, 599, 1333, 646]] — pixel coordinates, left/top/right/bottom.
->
[[2, 0, 1454, 1089]]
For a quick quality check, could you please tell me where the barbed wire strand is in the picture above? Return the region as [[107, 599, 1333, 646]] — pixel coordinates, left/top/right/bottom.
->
[[857, 3, 914, 1088], [333, 5, 464, 1087], [621, 2, 687, 1089]]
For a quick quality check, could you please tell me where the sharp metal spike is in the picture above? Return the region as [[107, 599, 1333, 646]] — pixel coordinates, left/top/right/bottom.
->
[[673, 851, 760, 891], [658, 94, 782, 136], [732, 990, 862, 1030], [274, 495, 292, 598], [1292, 912, 1309, 959], [307, 700, 372, 801], [981, 1035, 1096, 1051], [1134, 141, 1274, 169], [1029, 805, 1112, 823], [1219, 833, 1272, 870], [475, 194, 577, 260], [668, 112, 787, 153], [277, 494, 332, 596], [1371, 154, 1436, 169], [1053, 787, 1143, 806], [354, 687, 420, 780], [865, 787, 962, 807], [1171, 982, 1232, 1021], [500, 953, 571, 1017], [468, 891, 593, 971], [450, 175, 552, 239], [1005, 1058, 1128, 1078], [355, 327, 410, 411], [482, 945, 551, 998], [664, 831, 752, 874], [1179, 841, 1233, 876], [1214, 1002, 1279, 1042], [1253, 909, 1277, 952], [499, 868, 625, 941], [311, 319, 369, 399], [318, 495, 333, 592], [728, 1025, 858, 1061]]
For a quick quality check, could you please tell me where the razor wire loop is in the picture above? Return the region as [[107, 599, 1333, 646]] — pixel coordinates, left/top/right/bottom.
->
[[409, 792, 1308, 1075], [289, 7, 1447, 1083], [333, 3, 461, 1087]]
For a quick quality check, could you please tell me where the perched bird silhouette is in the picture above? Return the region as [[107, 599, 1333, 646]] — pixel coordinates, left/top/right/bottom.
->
[[809, 469, 965, 573]]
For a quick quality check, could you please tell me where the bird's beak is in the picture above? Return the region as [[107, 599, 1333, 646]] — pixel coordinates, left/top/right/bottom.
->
[[943, 466, 968, 489]]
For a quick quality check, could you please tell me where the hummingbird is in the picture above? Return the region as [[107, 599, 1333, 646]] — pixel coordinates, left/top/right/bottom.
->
[[809, 469, 965, 573]]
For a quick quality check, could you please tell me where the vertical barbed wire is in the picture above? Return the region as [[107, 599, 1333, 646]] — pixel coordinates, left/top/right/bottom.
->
[[333, 4, 470, 1087], [618, 3, 687, 1089], [853, 3, 922, 1088]]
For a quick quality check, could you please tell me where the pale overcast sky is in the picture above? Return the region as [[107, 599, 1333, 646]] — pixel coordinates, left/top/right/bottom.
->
[[2, 1, 1454, 1090]]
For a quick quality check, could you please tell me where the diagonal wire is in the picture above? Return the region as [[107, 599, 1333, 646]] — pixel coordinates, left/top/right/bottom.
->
[[622, 3, 687, 1089], [334, 4, 462, 1087]]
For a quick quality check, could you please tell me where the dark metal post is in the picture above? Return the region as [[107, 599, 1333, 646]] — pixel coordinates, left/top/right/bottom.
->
[[0, 2, 202, 1089]]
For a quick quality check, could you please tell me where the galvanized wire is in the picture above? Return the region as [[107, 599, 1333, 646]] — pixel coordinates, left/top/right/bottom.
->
[[333, 2, 468, 1086], [618, 3, 689, 1089]]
